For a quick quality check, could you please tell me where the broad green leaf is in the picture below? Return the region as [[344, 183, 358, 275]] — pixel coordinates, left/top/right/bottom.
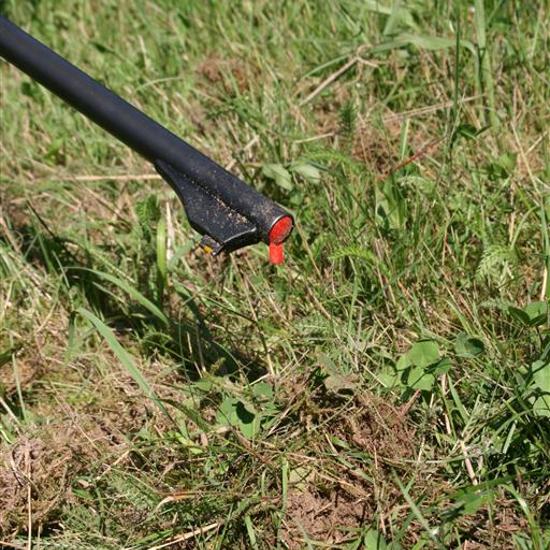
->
[[216, 396, 260, 439], [532, 395, 550, 417], [251, 381, 274, 400], [324, 373, 358, 393], [396, 353, 411, 370], [192, 378, 215, 392], [523, 301, 549, 327], [378, 365, 401, 388], [217, 396, 240, 427], [364, 0, 417, 34], [532, 361, 550, 394], [404, 175, 436, 195], [290, 162, 321, 184], [375, 178, 406, 230], [235, 401, 259, 439], [363, 527, 388, 549], [456, 488, 495, 515], [407, 365, 435, 391], [402, 34, 455, 50], [454, 333, 485, 358], [408, 340, 440, 369], [432, 357, 453, 376], [508, 306, 530, 325], [262, 163, 293, 191]]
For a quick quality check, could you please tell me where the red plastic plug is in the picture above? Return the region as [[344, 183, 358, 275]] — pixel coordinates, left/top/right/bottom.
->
[[268, 216, 293, 265]]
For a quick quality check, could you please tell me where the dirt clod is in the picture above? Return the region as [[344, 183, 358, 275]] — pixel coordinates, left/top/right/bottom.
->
[[284, 485, 369, 548], [0, 428, 85, 534], [281, 392, 417, 548]]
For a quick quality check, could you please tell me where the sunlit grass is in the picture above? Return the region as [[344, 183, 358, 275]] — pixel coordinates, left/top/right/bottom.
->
[[1, 1, 548, 548]]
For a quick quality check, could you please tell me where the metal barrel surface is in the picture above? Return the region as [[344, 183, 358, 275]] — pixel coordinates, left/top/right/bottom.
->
[[0, 16, 291, 240]]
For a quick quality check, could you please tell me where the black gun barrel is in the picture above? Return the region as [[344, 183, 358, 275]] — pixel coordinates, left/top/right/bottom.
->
[[0, 16, 293, 259]]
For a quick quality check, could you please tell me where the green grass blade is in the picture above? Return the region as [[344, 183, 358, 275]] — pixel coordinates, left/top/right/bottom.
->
[[78, 307, 170, 418], [474, 0, 499, 132], [75, 268, 169, 325], [156, 214, 167, 306]]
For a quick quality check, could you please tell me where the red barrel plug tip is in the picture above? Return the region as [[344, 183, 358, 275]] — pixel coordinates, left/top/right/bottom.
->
[[268, 216, 293, 265], [269, 242, 285, 264]]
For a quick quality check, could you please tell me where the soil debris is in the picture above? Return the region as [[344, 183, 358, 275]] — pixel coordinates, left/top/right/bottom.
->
[[197, 55, 255, 94], [0, 426, 91, 534], [281, 392, 418, 548]]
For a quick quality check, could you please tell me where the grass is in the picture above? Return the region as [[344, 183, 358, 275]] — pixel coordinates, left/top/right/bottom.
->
[[1, 0, 549, 548]]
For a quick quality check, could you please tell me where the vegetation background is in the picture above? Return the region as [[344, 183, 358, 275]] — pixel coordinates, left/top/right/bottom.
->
[[1, 0, 549, 548]]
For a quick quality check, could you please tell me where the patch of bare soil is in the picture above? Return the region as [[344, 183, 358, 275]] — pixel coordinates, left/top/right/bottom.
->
[[281, 394, 417, 548], [310, 86, 352, 134], [0, 350, 43, 396], [352, 123, 400, 176], [454, 497, 529, 549], [311, 94, 404, 176], [0, 344, 179, 538], [284, 484, 370, 548], [197, 55, 256, 95], [280, 390, 528, 548], [0, 403, 168, 538], [354, 118, 440, 180], [339, 395, 416, 461], [0, 419, 120, 535]]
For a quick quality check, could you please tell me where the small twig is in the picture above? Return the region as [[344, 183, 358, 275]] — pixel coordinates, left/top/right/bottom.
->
[[225, 135, 259, 171], [378, 137, 445, 182], [541, 265, 548, 302], [146, 521, 221, 550], [525, 130, 548, 157], [54, 173, 162, 182], [459, 440, 478, 486], [154, 490, 199, 513], [26, 443, 32, 550], [0, 541, 26, 550], [299, 56, 360, 106], [377, 95, 480, 124], [293, 132, 334, 144], [400, 389, 421, 417]]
